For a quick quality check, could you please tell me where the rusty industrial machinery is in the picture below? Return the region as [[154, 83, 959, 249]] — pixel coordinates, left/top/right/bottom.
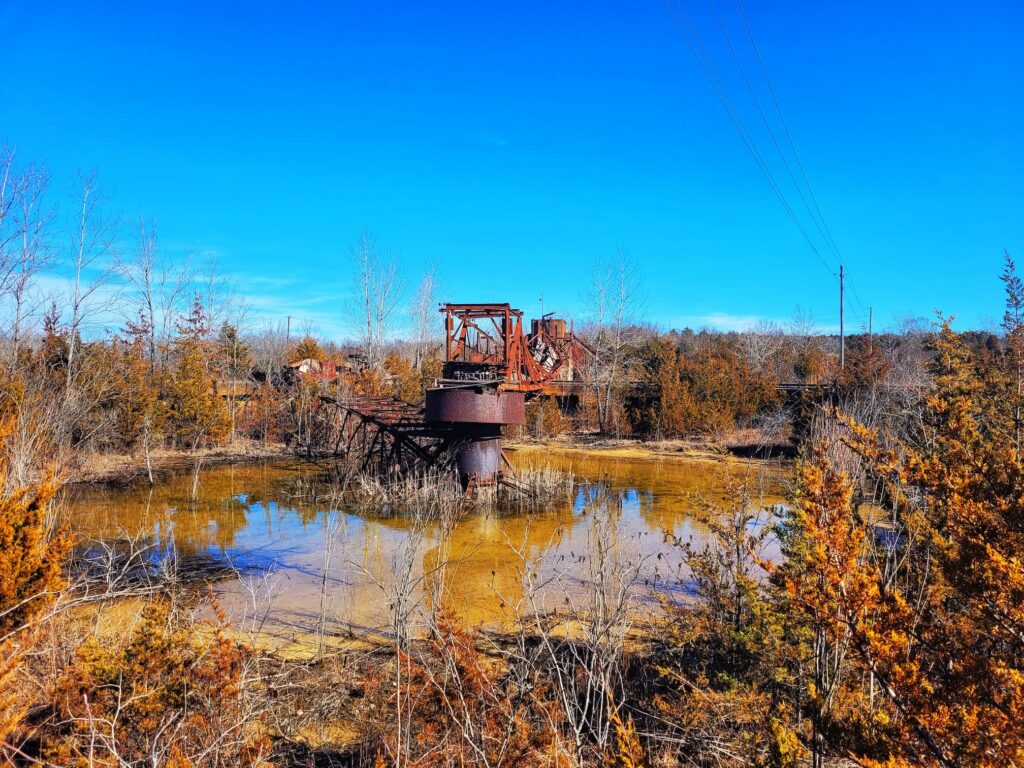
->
[[440, 303, 589, 394], [301, 302, 590, 491]]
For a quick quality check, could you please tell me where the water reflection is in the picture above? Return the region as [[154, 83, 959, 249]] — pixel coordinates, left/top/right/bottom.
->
[[60, 448, 788, 648]]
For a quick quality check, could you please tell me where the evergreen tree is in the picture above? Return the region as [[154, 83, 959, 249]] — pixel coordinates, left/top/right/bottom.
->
[[167, 296, 227, 448], [115, 335, 163, 453], [217, 322, 252, 441], [291, 335, 325, 363]]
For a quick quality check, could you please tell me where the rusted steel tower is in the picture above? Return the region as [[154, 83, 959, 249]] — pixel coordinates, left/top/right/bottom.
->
[[303, 302, 590, 491], [427, 304, 534, 488]]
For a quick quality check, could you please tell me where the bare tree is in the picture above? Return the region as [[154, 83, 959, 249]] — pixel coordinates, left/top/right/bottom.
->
[[2, 372, 67, 490], [5, 159, 53, 363], [247, 320, 291, 378], [789, 305, 817, 338], [411, 263, 439, 372], [789, 305, 830, 383], [200, 252, 250, 336], [585, 248, 642, 436], [64, 172, 118, 393], [0, 146, 17, 259], [350, 229, 402, 372], [116, 217, 193, 371], [740, 319, 786, 377]]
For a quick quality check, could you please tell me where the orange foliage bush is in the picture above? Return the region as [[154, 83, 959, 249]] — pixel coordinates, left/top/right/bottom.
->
[[524, 396, 569, 439], [371, 612, 572, 768], [291, 335, 326, 363], [778, 320, 1024, 766], [114, 336, 165, 451], [43, 599, 271, 768], [627, 337, 779, 438], [0, 476, 68, 748], [385, 352, 422, 403], [241, 380, 285, 444], [0, 405, 69, 752]]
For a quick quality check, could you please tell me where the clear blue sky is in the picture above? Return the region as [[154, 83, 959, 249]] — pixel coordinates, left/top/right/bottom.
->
[[2, 0, 1021, 338]]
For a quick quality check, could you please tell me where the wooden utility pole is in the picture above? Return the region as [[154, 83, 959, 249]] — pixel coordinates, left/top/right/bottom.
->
[[839, 265, 845, 370], [286, 315, 293, 342], [868, 306, 873, 353]]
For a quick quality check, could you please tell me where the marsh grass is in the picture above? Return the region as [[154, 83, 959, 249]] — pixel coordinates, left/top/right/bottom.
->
[[342, 463, 575, 516], [280, 461, 577, 518]]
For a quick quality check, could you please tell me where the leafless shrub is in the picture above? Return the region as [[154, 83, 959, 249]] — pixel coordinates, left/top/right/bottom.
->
[[70, 532, 238, 604], [485, 483, 649, 765]]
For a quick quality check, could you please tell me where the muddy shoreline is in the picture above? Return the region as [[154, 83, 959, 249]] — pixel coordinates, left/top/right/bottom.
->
[[507, 433, 797, 463], [69, 432, 793, 490], [70, 440, 294, 487]]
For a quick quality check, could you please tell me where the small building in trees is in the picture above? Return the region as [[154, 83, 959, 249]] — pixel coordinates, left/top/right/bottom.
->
[[287, 358, 340, 382]]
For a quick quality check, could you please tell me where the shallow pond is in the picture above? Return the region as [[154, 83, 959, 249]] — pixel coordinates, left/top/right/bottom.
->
[[60, 446, 789, 651]]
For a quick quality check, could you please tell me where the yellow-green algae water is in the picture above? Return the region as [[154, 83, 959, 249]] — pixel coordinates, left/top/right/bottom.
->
[[60, 447, 789, 652]]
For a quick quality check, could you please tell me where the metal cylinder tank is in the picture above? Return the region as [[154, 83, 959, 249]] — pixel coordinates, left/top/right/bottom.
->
[[453, 438, 503, 483], [425, 386, 525, 489], [424, 387, 525, 426]]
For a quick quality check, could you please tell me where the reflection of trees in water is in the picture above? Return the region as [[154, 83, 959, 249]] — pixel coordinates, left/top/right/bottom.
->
[[64, 461, 450, 558], [515, 451, 785, 542], [418, 487, 603, 625], [64, 463, 313, 554], [62, 455, 792, 628]]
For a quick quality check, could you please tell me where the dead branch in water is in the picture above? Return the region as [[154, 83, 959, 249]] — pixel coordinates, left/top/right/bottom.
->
[[69, 532, 239, 604]]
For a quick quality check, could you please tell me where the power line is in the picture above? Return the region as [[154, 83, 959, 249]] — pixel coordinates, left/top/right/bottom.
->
[[712, 0, 872, 327], [665, 0, 879, 330], [732, 0, 873, 328], [663, 0, 838, 278], [707, 0, 843, 267], [845, 273, 870, 324], [734, 0, 845, 264]]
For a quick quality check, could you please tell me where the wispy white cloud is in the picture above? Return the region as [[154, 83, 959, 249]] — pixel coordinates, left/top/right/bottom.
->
[[671, 311, 840, 334], [671, 312, 772, 333]]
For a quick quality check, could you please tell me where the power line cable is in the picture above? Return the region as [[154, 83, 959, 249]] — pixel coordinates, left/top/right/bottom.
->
[[733, 0, 872, 327], [734, 0, 847, 265], [663, 0, 838, 278], [707, 0, 844, 267], [846, 272, 870, 321], [667, 0, 873, 331], [672, 0, 872, 326]]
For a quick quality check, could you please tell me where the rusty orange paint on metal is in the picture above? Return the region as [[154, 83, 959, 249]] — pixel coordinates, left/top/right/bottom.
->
[[439, 303, 589, 394]]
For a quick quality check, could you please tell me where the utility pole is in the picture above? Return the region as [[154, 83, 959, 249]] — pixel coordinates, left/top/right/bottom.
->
[[868, 306, 873, 354], [839, 264, 845, 371], [286, 315, 292, 342]]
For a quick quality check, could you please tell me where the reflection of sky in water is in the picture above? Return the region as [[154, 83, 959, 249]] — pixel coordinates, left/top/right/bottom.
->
[[62, 452, 788, 640]]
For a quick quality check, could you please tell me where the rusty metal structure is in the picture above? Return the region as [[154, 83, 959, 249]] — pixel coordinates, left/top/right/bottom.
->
[[442, 303, 549, 392], [311, 395, 452, 475], [441, 303, 591, 395], [304, 302, 590, 491], [528, 314, 591, 388]]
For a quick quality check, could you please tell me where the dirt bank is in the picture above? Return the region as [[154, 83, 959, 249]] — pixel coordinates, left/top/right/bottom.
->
[[71, 440, 293, 486], [70, 432, 790, 488], [506, 431, 796, 464]]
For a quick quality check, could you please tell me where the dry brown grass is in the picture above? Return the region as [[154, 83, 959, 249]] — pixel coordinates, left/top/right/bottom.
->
[[334, 463, 575, 517], [72, 438, 290, 485]]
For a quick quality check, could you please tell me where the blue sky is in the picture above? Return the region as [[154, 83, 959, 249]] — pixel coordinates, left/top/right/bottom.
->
[[2, 0, 1021, 338]]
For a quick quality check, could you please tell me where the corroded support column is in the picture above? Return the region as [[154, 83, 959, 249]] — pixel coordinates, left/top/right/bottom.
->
[[425, 386, 525, 489]]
